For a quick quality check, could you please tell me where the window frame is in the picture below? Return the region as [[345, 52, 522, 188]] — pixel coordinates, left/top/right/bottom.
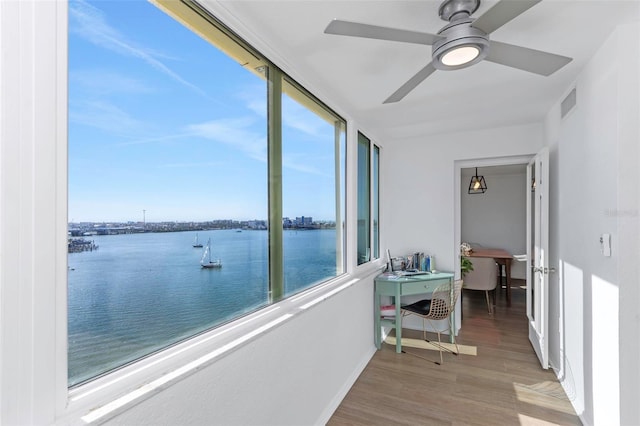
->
[[0, 0, 386, 423], [356, 131, 381, 266], [57, 0, 355, 418], [373, 144, 380, 260]]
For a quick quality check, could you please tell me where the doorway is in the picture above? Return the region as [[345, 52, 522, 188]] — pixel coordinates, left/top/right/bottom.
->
[[454, 156, 531, 318]]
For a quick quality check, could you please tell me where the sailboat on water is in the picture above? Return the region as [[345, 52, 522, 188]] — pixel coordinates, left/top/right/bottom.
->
[[200, 238, 222, 269], [192, 233, 203, 248]]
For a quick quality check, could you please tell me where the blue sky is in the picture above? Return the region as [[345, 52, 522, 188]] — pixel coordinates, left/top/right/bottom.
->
[[68, 0, 343, 223]]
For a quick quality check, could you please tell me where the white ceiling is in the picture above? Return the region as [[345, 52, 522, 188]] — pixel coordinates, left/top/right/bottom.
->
[[211, 1, 639, 140]]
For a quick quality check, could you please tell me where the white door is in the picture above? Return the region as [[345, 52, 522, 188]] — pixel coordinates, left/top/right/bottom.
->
[[527, 147, 550, 369]]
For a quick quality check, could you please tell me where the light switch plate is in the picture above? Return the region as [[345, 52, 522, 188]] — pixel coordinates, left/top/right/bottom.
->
[[601, 233, 611, 257]]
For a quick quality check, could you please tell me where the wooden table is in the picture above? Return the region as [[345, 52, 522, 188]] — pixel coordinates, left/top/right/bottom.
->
[[466, 248, 514, 306]]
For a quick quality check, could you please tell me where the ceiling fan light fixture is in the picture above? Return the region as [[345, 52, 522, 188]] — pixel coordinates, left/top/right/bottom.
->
[[432, 18, 489, 71], [324, 0, 572, 104], [441, 45, 480, 66]]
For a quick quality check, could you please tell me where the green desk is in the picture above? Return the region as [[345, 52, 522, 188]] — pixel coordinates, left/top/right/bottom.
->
[[374, 271, 455, 353]]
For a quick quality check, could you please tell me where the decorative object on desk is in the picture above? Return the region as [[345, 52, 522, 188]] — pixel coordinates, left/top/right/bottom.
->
[[468, 167, 487, 194], [460, 242, 472, 256], [400, 279, 464, 365], [405, 256, 414, 270], [412, 252, 424, 271], [420, 254, 435, 272], [391, 257, 406, 271]]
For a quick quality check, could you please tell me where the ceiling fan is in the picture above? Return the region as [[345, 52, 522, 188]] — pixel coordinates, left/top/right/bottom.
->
[[324, 0, 572, 104]]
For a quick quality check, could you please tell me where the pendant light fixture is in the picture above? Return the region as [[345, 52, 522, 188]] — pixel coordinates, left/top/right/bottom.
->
[[468, 167, 487, 194]]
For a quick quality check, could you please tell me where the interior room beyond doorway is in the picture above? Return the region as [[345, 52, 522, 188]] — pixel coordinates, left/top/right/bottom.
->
[[461, 164, 527, 283]]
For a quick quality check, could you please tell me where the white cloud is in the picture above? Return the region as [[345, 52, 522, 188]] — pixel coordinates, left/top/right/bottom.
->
[[70, 70, 155, 95], [69, 100, 145, 136], [238, 87, 330, 138], [188, 117, 331, 176], [158, 161, 225, 169], [187, 118, 267, 162], [282, 96, 327, 137], [282, 153, 329, 177], [69, 0, 206, 97], [116, 132, 195, 147], [237, 86, 267, 118]]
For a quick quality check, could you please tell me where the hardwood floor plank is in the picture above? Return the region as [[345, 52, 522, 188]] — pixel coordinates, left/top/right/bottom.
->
[[328, 281, 580, 426]]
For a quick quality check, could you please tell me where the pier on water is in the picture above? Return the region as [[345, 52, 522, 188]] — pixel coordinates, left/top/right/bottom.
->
[[68, 238, 99, 253]]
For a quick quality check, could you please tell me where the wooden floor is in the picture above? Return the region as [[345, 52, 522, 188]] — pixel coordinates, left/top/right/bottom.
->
[[328, 280, 580, 426]]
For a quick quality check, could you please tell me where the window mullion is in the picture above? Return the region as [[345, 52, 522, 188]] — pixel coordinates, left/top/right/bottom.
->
[[369, 141, 374, 261], [372, 144, 379, 260], [267, 67, 284, 302], [334, 121, 343, 273]]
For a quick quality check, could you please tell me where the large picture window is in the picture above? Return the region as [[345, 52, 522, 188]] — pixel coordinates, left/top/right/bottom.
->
[[68, 0, 345, 387]]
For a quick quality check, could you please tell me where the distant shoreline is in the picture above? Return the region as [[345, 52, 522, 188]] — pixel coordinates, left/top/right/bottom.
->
[[68, 222, 336, 237]]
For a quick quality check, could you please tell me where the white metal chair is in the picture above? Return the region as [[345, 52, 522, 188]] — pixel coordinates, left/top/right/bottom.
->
[[400, 279, 463, 365], [462, 257, 498, 314]]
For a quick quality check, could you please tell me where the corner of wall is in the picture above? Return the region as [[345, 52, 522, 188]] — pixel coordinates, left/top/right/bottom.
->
[[544, 17, 640, 426], [615, 19, 640, 426]]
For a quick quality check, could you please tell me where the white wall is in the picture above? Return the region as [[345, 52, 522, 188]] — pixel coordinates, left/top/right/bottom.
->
[[379, 126, 540, 334], [461, 167, 527, 279], [545, 21, 640, 426], [615, 21, 640, 426], [382, 124, 543, 276], [0, 1, 66, 424]]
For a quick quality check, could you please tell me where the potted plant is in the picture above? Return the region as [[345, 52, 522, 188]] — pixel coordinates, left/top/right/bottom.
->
[[461, 256, 474, 277]]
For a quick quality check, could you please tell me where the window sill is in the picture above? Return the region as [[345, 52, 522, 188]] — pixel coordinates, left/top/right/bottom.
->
[[59, 268, 381, 423]]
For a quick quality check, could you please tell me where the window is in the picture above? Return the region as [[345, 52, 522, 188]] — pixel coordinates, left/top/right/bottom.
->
[[68, 0, 345, 387], [281, 78, 346, 297], [357, 132, 380, 265]]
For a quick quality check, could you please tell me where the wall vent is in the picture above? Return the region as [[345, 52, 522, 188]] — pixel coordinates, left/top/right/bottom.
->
[[561, 88, 577, 118]]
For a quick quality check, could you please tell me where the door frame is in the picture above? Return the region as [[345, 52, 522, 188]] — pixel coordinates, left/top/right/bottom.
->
[[454, 155, 533, 280], [527, 147, 550, 369]]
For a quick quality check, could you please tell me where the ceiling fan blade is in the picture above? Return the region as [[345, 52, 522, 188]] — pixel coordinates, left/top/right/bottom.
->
[[472, 0, 541, 34], [486, 40, 572, 76], [325, 19, 442, 45], [383, 62, 437, 104]]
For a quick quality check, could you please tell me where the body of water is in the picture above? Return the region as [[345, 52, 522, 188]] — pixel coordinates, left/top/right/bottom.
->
[[68, 229, 337, 386]]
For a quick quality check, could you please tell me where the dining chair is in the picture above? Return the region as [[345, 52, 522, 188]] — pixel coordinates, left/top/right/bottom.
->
[[462, 257, 498, 314]]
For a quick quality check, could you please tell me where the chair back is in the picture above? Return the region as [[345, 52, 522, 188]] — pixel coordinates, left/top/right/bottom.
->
[[428, 279, 464, 320], [463, 257, 498, 291]]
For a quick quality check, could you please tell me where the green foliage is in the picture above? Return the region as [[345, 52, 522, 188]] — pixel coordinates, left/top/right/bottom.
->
[[461, 256, 474, 277]]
